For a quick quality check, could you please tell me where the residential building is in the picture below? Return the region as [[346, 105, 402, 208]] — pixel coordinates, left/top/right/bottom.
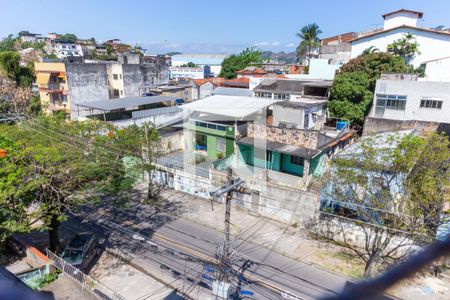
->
[[171, 54, 230, 77], [350, 9, 450, 68], [34, 54, 169, 118], [149, 84, 193, 103], [285, 59, 341, 81], [236, 67, 268, 78], [46, 40, 84, 59], [320, 32, 356, 64], [363, 73, 450, 134], [423, 56, 450, 82], [18, 32, 41, 43], [35, 62, 70, 114], [73, 96, 181, 128], [191, 80, 214, 100], [272, 100, 327, 130], [169, 66, 207, 80], [253, 79, 331, 101]]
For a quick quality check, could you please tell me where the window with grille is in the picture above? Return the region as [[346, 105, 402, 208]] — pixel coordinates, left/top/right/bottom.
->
[[376, 94, 407, 110], [290, 156, 304, 165], [216, 138, 226, 153], [420, 98, 443, 109]]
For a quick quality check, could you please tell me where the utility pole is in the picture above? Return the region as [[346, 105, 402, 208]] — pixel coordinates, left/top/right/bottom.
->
[[210, 168, 244, 299]]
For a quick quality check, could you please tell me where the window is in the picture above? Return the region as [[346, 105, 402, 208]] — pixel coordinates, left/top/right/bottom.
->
[[216, 138, 226, 153], [120, 90, 123, 96], [290, 156, 304, 165], [62, 45, 66, 49], [274, 93, 290, 100], [113, 74, 118, 80], [266, 150, 273, 162], [420, 98, 443, 109], [119, 74, 122, 79], [255, 92, 272, 98], [113, 89, 120, 97], [376, 94, 407, 110]]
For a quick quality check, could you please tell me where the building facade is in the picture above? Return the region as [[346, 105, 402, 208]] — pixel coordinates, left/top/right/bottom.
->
[[171, 54, 229, 77], [320, 32, 356, 64], [350, 9, 450, 68]]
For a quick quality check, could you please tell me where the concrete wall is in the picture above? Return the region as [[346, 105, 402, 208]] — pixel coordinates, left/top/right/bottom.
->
[[363, 116, 444, 135], [122, 64, 169, 97], [351, 27, 450, 68], [369, 79, 450, 123], [198, 82, 214, 99], [383, 13, 419, 30], [65, 63, 109, 118]]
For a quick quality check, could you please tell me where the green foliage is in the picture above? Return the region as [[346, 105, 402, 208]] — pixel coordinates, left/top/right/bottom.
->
[[296, 23, 322, 63], [58, 33, 78, 43], [362, 46, 379, 55], [166, 51, 182, 56], [0, 51, 35, 87], [0, 35, 17, 52], [326, 132, 449, 277], [0, 116, 157, 251], [328, 72, 373, 124], [387, 33, 420, 63], [219, 47, 263, 79], [329, 52, 413, 126], [180, 62, 197, 68], [33, 271, 60, 290]]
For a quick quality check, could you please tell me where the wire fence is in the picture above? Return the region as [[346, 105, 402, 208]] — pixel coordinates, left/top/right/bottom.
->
[[46, 249, 125, 300]]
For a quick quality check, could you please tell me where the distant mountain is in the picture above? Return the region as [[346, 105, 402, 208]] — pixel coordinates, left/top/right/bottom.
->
[[261, 51, 297, 64]]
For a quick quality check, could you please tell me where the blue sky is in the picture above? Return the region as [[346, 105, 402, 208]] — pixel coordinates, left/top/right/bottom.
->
[[1, 0, 450, 54]]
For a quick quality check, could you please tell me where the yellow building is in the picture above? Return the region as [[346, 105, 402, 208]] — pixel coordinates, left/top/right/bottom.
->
[[34, 62, 70, 114]]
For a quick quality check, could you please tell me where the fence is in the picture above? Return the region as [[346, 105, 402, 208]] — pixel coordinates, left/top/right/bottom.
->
[[46, 249, 125, 300]]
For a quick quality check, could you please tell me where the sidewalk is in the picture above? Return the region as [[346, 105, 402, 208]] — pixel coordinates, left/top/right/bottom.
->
[[160, 188, 450, 299]]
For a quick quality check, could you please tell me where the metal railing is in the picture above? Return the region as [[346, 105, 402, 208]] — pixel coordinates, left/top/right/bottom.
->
[[46, 249, 125, 300]]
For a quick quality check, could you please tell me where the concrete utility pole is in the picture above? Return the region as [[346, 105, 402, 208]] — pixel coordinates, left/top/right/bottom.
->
[[210, 168, 244, 299]]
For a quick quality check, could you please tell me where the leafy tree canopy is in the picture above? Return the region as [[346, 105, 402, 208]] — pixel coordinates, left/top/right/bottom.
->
[[296, 23, 322, 64], [0, 51, 35, 87], [328, 52, 413, 126], [219, 47, 263, 79], [59, 33, 78, 43]]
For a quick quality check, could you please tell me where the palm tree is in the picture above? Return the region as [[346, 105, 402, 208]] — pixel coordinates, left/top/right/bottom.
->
[[296, 23, 322, 64], [362, 46, 380, 55]]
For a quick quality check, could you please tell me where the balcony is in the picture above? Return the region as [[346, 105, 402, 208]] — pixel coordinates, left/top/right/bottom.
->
[[39, 83, 66, 93]]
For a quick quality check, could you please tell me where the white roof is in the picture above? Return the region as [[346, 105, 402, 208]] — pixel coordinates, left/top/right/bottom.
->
[[181, 95, 277, 119]]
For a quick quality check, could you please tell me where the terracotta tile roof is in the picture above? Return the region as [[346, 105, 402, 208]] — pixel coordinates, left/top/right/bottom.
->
[[236, 67, 268, 75]]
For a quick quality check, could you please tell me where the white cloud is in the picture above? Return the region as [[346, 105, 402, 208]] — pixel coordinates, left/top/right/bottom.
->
[[285, 42, 296, 48], [271, 41, 280, 46], [253, 41, 269, 47]]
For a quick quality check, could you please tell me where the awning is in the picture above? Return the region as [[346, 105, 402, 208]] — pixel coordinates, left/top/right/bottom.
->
[[237, 136, 320, 159], [36, 73, 51, 85]]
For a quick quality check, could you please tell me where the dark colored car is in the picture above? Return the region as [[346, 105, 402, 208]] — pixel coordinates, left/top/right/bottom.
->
[[61, 232, 103, 271]]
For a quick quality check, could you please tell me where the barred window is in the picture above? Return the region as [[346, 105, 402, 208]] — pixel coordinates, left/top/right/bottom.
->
[[420, 98, 443, 109], [376, 94, 407, 110]]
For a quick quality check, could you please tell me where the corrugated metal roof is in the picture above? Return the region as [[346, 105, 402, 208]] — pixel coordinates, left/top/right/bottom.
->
[[74, 96, 177, 111], [212, 87, 253, 97], [181, 95, 277, 118]]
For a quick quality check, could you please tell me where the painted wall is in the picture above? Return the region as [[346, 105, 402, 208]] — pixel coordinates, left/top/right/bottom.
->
[[424, 57, 450, 82], [351, 28, 450, 68], [369, 79, 450, 123], [383, 12, 419, 30], [281, 154, 304, 176], [122, 64, 169, 97]]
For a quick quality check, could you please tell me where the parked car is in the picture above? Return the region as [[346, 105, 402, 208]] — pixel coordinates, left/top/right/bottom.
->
[[61, 232, 103, 271]]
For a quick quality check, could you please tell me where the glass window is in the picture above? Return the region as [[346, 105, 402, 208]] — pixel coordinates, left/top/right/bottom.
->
[[274, 93, 290, 100], [376, 94, 407, 110], [113, 74, 118, 80], [420, 99, 443, 109], [290, 156, 304, 165]]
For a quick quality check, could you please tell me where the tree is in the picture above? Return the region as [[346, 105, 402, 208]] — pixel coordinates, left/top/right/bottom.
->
[[295, 23, 322, 64], [0, 51, 35, 87], [387, 33, 420, 64], [328, 52, 413, 126], [0, 34, 17, 52], [322, 132, 449, 277], [219, 47, 263, 79], [180, 62, 197, 68], [0, 116, 138, 252], [59, 33, 78, 43], [362, 46, 379, 55]]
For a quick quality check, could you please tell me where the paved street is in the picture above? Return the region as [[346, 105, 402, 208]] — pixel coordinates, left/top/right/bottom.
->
[[59, 194, 354, 300]]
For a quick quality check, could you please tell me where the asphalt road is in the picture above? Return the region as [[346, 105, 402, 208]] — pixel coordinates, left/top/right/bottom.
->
[[59, 199, 353, 300]]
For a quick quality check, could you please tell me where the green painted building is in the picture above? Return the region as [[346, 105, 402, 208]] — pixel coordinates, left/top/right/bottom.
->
[[187, 119, 235, 161]]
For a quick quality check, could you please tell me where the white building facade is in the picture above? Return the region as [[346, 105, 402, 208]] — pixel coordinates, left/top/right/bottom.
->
[[369, 76, 450, 123], [171, 54, 229, 77], [51, 42, 84, 59], [169, 66, 205, 80], [351, 9, 450, 68]]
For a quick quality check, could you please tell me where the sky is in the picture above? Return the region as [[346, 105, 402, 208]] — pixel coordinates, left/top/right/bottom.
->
[[1, 0, 450, 54]]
